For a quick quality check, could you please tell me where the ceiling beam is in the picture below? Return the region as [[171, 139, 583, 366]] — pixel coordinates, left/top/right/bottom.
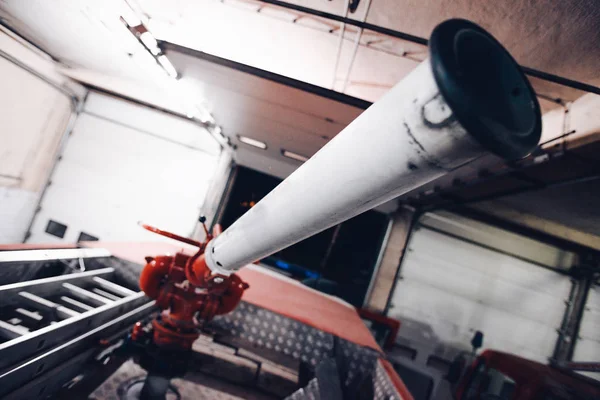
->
[[455, 205, 600, 255], [430, 173, 600, 210]]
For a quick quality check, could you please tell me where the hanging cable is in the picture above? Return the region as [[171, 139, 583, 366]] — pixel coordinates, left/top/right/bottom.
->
[[341, 0, 372, 92], [331, 0, 350, 89]]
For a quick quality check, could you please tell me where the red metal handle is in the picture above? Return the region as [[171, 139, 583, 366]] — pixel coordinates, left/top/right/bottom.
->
[[139, 223, 202, 247]]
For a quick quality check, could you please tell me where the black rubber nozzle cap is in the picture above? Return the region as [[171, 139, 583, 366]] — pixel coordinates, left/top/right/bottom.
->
[[429, 19, 541, 160]]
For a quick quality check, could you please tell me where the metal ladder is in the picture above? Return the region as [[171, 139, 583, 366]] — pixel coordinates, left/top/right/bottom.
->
[[0, 248, 155, 398]]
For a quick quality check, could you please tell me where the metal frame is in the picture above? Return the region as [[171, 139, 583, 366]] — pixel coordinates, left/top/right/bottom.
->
[[383, 210, 420, 315], [0, 247, 110, 263], [0, 267, 114, 302], [553, 279, 579, 361], [3, 348, 97, 400], [0, 301, 156, 397], [211, 165, 240, 230], [0, 291, 148, 371], [363, 215, 394, 307], [566, 273, 595, 361]]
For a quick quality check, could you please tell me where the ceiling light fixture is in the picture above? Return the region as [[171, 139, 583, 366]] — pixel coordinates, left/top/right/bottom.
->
[[121, 8, 142, 27], [238, 135, 267, 150], [281, 149, 309, 162], [214, 126, 226, 138], [120, 16, 179, 80], [157, 55, 178, 78], [139, 31, 160, 55]]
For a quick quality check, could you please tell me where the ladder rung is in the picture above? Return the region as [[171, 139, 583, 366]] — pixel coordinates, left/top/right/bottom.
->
[[18, 292, 79, 320], [62, 283, 113, 306], [0, 320, 29, 339], [92, 288, 121, 301], [15, 308, 43, 322], [0, 268, 115, 305], [92, 277, 136, 296], [60, 296, 94, 312]]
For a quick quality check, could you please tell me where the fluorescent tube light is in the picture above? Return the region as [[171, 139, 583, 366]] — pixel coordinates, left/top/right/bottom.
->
[[281, 149, 309, 162], [121, 8, 142, 27], [157, 55, 178, 78], [238, 135, 267, 149], [139, 31, 160, 55]]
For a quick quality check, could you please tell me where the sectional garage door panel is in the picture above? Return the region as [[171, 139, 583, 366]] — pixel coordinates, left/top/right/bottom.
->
[[27, 93, 220, 244], [388, 226, 571, 363]]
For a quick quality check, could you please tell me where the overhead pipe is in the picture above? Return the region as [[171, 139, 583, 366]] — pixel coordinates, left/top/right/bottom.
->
[[202, 19, 542, 275]]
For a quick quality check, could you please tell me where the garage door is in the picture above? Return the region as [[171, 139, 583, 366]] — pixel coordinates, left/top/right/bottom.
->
[[388, 214, 572, 364], [27, 92, 221, 243]]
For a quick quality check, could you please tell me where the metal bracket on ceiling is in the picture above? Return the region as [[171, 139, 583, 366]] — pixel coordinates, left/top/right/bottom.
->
[[348, 0, 361, 14]]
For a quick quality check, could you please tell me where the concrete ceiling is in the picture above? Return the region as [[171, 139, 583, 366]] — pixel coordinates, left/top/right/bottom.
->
[[285, 0, 600, 87], [136, 0, 599, 112], [3, 0, 594, 110], [1, 0, 598, 118]]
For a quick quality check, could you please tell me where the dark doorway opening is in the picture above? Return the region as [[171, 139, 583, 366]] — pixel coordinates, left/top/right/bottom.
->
[[218, 166, 390, 306]]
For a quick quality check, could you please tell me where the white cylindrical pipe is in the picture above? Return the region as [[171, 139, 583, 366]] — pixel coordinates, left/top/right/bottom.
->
[[205, 19, 541, 275]]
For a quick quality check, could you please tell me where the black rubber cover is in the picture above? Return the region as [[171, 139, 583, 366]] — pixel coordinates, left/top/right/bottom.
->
[[429, 19, 542, 160]]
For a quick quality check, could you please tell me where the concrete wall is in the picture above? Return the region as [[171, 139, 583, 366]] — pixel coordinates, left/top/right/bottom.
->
[[0, 30, 85, 243]]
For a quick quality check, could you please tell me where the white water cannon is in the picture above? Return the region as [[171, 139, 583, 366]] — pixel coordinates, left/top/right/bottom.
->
[[205, 19, 542, 275]]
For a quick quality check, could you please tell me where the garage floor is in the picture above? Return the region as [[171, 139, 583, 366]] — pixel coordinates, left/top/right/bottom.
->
[[89, 360, 276, 400]]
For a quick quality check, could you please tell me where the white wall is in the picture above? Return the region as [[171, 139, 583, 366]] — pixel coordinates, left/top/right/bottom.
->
[[26, 92, 222, 243], [0, 30, 84, 243]]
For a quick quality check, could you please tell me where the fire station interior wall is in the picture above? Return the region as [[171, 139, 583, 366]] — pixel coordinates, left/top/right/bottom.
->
[[26, 91, 222, 243], [387, 212, 573, 365], [0, 32, 79, 243], [572, 283, 600, 381]]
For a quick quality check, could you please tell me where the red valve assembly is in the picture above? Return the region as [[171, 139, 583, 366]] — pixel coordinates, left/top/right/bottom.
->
[[137, 219, 249, 350], [122, 219, 249, 398]]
